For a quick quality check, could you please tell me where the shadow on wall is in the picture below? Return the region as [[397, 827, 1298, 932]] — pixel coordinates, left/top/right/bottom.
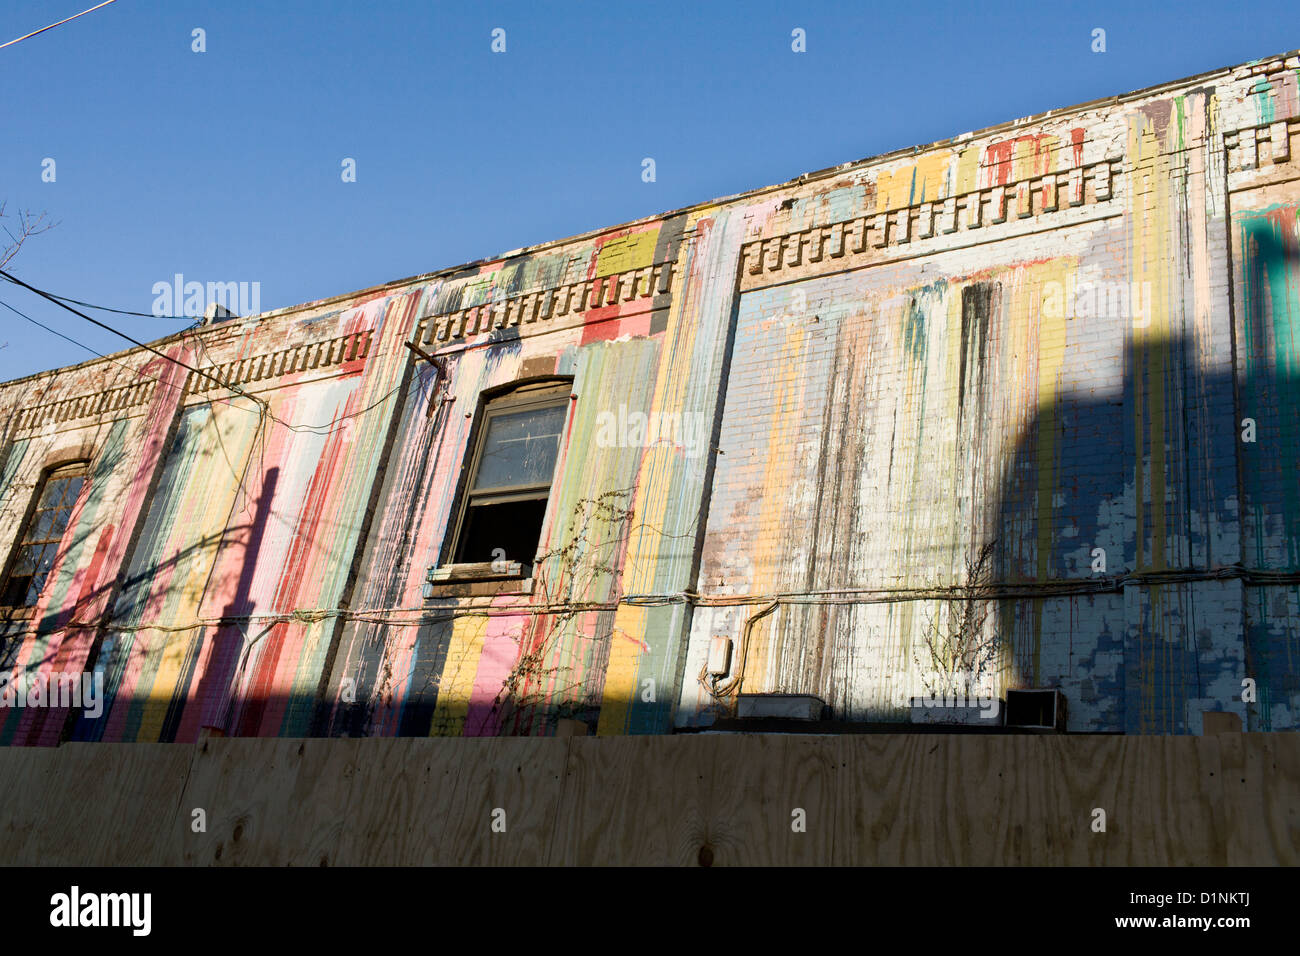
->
[[58, 467, 279, 744], [690, 240, 1299, 735], [990, 327, 1231, 735], [320, 486, 674, 740], [5, 214, 1298, 742], [0, 504, 272, 746], [78, 466, 278, 743], [991, 217, 1299, 733]]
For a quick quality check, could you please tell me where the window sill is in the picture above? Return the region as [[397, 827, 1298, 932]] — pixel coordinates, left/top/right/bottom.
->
[[430, 561, 525, 583], [0, 606, 36, 623], [425, 563, 534, 599]]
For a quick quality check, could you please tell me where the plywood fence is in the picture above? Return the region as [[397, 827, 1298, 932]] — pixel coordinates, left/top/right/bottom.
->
[[0, 734, 1295, 865]]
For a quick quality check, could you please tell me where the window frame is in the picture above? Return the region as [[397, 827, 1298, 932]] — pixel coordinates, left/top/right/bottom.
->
[[0, 460, 91, 611], [438, 378, 572, 581]]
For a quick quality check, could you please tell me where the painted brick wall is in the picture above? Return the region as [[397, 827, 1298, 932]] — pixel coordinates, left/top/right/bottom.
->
[[680, 56, 1300, 734], [0, 52, 1298, 741]]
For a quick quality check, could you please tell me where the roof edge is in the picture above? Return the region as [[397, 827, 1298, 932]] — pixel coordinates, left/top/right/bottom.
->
[[3, 46, 1296, 393]]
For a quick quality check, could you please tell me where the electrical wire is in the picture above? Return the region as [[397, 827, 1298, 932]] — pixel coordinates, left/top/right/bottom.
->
[[44, 288, 192, 320], [0, 298, 266, 423], [1, 284, 436, 532], [180, 319, 417, 436], [0, 0, 117, 51], [1, 294, 275, 512], [0, 267, 267, 407], [0, 266, 221, 319], [3, 269, 422, 440], [2, 274, 277, 510], [0, 297, 106, 359], [1, 266, 195, 319], [3, 268, 433, 534]]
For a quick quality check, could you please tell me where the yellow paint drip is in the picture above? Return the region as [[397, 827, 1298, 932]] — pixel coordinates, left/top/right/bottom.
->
[[876, 150, 955, 209], [1128, 117, 1173, 571], [431, 616, 488, 736], [596, 605, 646, 735]]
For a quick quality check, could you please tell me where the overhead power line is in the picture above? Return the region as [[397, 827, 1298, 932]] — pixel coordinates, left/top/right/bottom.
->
[[0, 266, 263, 403], [0, 268, 425, 437], [0, 0, 118, 51], [52, 290, 194, 320], [0, 296, 248, 415], [0, 297, 104, 358], [0, 296, 261, 418], [0, 273, 194, 320]]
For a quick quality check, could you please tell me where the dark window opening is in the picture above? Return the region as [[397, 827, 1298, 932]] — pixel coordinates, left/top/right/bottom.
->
[[454, 498, 549, 565], [1004, 689, 1064, 730], [445, 381, 570, 578], [1, 462, 89, 608]]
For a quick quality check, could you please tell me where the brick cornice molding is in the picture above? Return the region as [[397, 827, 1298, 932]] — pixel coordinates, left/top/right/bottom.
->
[[10, 379, 157, 435], [736, 157, 1122, 290], [183, 328, 373, 398], [415, 260, 679, 347], [1224, 118, 1297, 171]]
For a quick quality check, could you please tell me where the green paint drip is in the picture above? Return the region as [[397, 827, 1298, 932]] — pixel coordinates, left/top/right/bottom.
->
[[1253, 78, 1276, 124], [1238, 205, 1300, 568]]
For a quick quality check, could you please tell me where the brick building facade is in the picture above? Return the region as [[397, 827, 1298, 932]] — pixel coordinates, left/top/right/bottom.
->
[[2, 51, 1299, 743]]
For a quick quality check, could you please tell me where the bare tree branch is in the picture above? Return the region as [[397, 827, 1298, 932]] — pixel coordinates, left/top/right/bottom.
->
[[0, 202, 57, 272], [915, 538, 1001, 698]]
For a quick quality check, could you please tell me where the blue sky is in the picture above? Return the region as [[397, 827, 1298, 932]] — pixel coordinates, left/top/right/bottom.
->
[[1, 0, 1296, 380]]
